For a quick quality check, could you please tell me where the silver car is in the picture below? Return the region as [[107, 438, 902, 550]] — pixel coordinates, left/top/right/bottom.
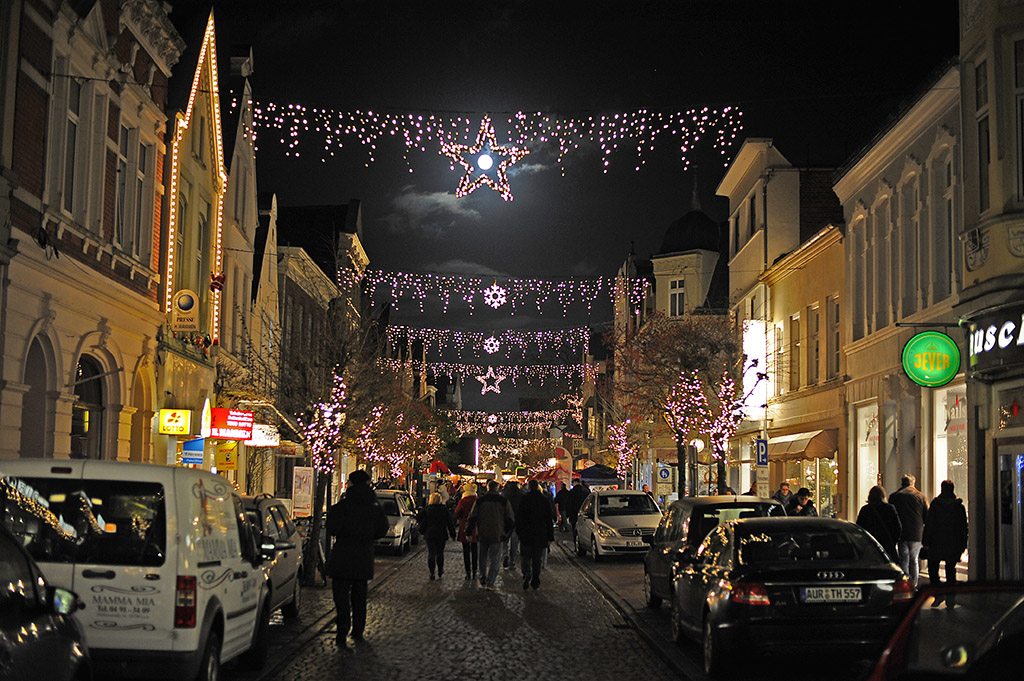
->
[[375, 490, 418, 554], [242, 494, 303, 618], [574, 489, 662, 560]]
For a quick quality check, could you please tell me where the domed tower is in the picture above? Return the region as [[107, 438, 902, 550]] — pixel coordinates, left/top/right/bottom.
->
[[651, 177, 728, 316]]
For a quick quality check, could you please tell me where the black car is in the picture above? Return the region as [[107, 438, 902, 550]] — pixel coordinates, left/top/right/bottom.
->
[[0, 524, 91, 681], [643, 495, 785, 609], [671, 517, 914, 678]]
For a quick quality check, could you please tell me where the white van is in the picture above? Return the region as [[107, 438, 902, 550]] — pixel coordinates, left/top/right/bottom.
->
[[0, 460, 274, 681]]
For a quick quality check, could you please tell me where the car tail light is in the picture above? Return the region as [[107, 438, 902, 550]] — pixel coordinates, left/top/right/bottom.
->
[[732, 581, 771, 605], [175, 575, 197, 628], [892, 576, 915, 603]]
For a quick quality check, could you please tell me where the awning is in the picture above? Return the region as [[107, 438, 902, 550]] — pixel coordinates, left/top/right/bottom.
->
[[767, 429, 838, 461]]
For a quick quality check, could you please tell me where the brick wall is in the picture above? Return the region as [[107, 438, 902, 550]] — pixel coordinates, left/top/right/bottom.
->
[[12, 77, 46, 198]]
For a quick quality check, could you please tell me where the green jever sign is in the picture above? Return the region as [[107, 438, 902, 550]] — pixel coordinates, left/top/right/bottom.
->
[[902, 331, 961, 387]]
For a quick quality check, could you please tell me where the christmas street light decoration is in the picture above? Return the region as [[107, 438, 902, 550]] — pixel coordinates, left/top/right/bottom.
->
[[379, 358, 598, 387], [608, 420, 641, 481], [483, 335, 500, 355], [439, 115, 530, 201], [297, 373, 348, 476], [482, 283, 508, 309], [384, 325, 590, 360], [441, 409, 574, 435], [476, 366, 506, 395]]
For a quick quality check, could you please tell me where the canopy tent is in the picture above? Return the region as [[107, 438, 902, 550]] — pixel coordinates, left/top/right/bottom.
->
[[766, 429, 839, 461], [427, 460, 450, 474], [578, 463, 622, 482]]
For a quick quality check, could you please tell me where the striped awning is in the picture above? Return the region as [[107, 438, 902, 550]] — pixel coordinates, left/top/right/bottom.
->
[[767, 429, 838, 461]]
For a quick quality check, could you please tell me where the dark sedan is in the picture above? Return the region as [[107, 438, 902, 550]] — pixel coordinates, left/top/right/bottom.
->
[[670, 517, 914, 678]]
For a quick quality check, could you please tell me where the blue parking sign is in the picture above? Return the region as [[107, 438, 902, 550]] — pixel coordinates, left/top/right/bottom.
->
[[756, 439, 768, 466]]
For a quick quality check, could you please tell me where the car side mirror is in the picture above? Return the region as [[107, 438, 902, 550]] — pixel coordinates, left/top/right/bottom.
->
[[48, 586, 82, 615], [275, 540, 296, 551], [260, 542, 278, 561]]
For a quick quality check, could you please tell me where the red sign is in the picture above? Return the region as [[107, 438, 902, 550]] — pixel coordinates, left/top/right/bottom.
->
[[209, 408, 254, 440]]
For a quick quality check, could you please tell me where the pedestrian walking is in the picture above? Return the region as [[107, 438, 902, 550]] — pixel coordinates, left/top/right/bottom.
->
[[454, 482, 479, 580], [923, 480, 968, 600], [502, 479, 525, 570], [326, 469, 389, 649], [418, 492, 456, 580], [786, 487, 818, 516], [771, 482, 793, 507], [744, 481, 758, 496], [855, 485, 902, 562], [516, 479, 556, 590], [890, 474, 929, 587], [567, 480, 590, 530], [555, 483, 571, 531], [468, 480, 515, 590]]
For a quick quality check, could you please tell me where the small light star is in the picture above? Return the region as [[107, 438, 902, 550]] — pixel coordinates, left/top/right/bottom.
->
[[475, 366, 506, 395], [439, 115, 529, 201]]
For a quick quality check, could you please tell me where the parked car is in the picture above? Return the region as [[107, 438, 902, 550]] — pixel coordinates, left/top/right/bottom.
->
[[670, 517, 914, 678], [643, 495, 785, 608], [375, 489, 418, 554], [0, 523, 91, 681], [242, 494, 303, 618], [573, 489, 662, 561], [867, 582, 1024, 681], [0, 461, 275, 681]]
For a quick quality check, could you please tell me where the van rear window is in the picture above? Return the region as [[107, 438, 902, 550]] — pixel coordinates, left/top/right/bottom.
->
[[0, 476, 166, 566]]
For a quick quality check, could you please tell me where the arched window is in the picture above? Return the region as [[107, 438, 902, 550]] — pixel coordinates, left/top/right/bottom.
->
[[71, 355, 104, 459], [21, 339, 51, 457]]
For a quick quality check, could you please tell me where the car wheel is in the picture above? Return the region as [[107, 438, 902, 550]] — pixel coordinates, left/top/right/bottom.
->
[[574, 532, 586, 557], [240, 603, 270, 670], [670, 592, 686, 646], [196, 630, 221, 681], [591, 536, 602, 562], [703, 617, 729, 678], [282, 572, 301, 619], [643, 570, 662, 608]]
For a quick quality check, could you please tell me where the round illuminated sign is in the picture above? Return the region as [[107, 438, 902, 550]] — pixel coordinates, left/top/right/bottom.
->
[[902, 331, 961, 387]]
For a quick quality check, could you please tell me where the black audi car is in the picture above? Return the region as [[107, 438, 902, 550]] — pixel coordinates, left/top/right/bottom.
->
[[670, 517, 914, 678]]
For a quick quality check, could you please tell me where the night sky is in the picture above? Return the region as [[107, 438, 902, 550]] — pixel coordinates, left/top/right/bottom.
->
[[168, 0, 959, 409]]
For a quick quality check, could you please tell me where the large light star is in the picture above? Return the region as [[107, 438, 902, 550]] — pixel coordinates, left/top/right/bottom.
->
[[475, 366, 506, 395], [439, 116, 529, 201]]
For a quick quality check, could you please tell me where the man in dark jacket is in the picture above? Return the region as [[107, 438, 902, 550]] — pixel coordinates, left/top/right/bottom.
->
[[555, 483, 571, 531], [890, 474, 929, 587], [502, 480, 525, 569], [326, 469, 389, 648], [923, 480, 968, 596], [786, 487, 818, 516], [567, 480, 590, 530], [468, 480, 514, 590], [516, 479, 557, 590]]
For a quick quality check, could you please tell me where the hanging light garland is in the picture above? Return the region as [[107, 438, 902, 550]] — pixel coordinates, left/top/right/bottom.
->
[[341, 268, 648, 316], [297, 373, 348, 475], [608, 420, 641, 481], [384, 325, 590, 360], [379, 358, 598, 387], [475, 366, 506, 395], [441, 409, 574, 435], [246, 100, 743, 175]]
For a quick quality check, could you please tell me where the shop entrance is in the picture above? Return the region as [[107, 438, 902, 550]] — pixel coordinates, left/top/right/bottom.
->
[[998, 444, 1024, 580]]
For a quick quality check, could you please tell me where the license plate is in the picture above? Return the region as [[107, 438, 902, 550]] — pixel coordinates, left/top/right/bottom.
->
[[801, 586, 862, 603], [625, 540, 645, 547]]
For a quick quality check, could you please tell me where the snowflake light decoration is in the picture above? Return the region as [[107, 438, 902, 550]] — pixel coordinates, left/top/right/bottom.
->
[[482, 283, 507, 309], [483, 335, 500, 354], [487, 414, 498, 424], [475, 366, 506, 395], [439, 115, 529, 201]]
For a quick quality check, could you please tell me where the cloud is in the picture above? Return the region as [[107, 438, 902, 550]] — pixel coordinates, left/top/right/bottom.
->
[[507, 161, 549, 176], [420, 259, 507, 277], [383, 186, 482, 237]]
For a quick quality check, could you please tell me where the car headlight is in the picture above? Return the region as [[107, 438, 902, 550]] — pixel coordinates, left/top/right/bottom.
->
[[596, 524, 618, 538], [386, 526, 400, 537]]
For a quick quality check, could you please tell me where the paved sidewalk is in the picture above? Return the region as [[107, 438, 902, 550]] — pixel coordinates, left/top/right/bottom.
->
[[263, 540, 680, 681]]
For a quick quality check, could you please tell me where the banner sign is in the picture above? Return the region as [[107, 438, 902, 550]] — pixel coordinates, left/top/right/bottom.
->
[[291, 466, 314, 517], [968, 302, 1024, 375], [181, 438, 205, 465], [214, 441, 238, 471], [244, 423, 280, 447], [209, 408, 254, 440], [158, 409, 192, 435], [902, 331, 961, 387], [170, 289, 199, 332]]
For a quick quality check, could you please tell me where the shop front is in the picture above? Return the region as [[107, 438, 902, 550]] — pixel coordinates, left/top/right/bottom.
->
[[767, 429, 839, 517]]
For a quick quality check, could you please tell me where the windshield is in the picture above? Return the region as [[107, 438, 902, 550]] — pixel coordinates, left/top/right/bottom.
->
[[379, 499, 400, 516], [597, 494, 660, 516], [688, 504, 782, 545], [737, 526, 886, 565]]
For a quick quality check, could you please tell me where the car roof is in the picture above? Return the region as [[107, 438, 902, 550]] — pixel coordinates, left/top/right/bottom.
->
[[666, 495, 782, 510], [592, 489, 647, 495], [375, 489, 407, 496], [728, 517, 853, 532]]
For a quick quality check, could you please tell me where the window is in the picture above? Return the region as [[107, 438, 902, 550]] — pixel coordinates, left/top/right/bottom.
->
[[196, 199, 210, 296], [669, 279, 685, 317], [789, 314, 801, 391], [774, 325, 785, 396], [115, 125, 130, 246], [175, 180, 190, 292], [132, 141, 150, 260], [63, 78, 82, 214], [977, 60, 990, 213], [807, 305, 820, 385], [828, 297, 840, 379], [748, 194, 757, 234], [901, 178, 919, 316], [873, 200, 888, 331], [71, 355, 104, 460], [852, 220, 865, 341], [732, 214, 739, 255]]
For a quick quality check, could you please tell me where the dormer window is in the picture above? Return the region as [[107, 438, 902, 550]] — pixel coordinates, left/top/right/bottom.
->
[[669, 279, 686, 317]]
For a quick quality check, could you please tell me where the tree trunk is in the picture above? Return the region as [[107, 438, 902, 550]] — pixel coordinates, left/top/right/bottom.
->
[[717, 458, 728, 494], [303, 471, 330, 586], [676, 440, 687, 497]]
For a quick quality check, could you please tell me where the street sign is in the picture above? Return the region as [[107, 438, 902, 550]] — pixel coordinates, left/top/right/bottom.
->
[[756, 467, 770, 498], [756, 438, 768, 466], [657, 467, 672, 481]]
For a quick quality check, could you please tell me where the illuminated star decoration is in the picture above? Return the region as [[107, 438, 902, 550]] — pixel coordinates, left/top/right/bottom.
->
[[483, 335, 500, 354], [483, 283, 507, 309], [440, 115, 529, 201], [475, 366, 506, 395]]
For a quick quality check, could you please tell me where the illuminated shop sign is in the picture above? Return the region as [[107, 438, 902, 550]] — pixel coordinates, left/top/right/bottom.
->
[[244, 423, 280, 447], [209, 408, 254, 440], [158, 409, 193, 435], [902, 331, 961, 388], [968, 302, 1024, 375]]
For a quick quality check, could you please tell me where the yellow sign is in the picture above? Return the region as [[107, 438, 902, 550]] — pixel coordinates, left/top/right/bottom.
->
[[158, 409, 192, 435], [214, 441, 238, 471]]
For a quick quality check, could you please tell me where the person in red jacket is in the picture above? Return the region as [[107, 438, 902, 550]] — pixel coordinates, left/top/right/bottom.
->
[[453, 483, 479, 580]]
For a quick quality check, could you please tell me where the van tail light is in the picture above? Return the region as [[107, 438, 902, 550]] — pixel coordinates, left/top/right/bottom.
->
[[893, 576, 915, 603], [731, 581, 771, 605], [175, 576, 197, 628]]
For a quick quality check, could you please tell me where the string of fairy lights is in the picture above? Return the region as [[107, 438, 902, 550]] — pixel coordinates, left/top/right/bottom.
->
[[379, 358, 597, 388], [247, 101, 744, 177], [384, 325, 590, 360], [340, 268, 649, 316], [441, 409, 575, 435]]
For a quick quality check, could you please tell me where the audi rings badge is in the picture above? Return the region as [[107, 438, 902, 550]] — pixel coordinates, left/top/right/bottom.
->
[[816, 570, 845, 580]]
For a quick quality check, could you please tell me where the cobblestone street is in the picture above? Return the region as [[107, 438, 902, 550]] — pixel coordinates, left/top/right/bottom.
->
[[246, 540, 679, 681]]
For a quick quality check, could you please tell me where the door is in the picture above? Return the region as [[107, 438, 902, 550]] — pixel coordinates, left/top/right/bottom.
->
[[577, 496, 595, 546], [998, 445, 1024, 580], [650, 505, 687, 598]]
